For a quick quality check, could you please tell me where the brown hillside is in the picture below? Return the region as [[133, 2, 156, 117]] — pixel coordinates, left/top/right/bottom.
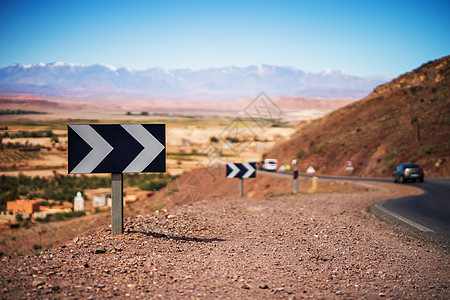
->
[[267, 56, 450, 177]]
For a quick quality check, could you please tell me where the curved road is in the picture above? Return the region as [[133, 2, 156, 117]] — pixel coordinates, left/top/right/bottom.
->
[[373, 178, 450, 248], [263, 170, 450, 249]]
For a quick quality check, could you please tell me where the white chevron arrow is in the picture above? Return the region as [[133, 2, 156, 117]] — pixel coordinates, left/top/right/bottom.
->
[[70, 125, 113, 174], [227, 163, 240, 178], [121, 124, 165, 173], [242, 162, 256, 178]]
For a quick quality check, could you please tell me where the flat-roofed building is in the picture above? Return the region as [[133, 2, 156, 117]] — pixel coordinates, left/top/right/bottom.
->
[[7, 200, 40, 214]]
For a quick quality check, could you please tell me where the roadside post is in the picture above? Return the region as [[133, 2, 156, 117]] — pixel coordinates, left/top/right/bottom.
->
[[293, 167, 298, 193], [239, 178, 244, 197], [226, 162, 257, 197], [308, 176, 318, 193], [111, 173, 123, 235], [68, 124, 166, 236]]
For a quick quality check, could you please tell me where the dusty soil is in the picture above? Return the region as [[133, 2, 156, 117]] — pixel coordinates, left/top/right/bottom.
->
[[0, 170, 361, 257], [0, 172, 447, 299]]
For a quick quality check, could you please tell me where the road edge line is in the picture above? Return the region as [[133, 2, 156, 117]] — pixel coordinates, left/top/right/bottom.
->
[[374, 202, 434, 232]]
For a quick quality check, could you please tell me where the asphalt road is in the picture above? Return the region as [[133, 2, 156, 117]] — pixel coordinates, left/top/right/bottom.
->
[[373, 178, 450, 248], [263, 170, 450, 249]]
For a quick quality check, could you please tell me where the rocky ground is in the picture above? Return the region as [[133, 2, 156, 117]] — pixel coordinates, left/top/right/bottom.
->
[[0, 178, 448, 299]]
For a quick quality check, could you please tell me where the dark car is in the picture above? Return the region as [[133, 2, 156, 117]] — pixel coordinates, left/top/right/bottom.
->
[[393, 163, 424, 183]]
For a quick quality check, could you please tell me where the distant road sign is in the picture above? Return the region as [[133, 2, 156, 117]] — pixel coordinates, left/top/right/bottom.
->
[[226, 162, 257, 178], [345, 160, 354, 172], [68, 124, 165, 174], [306, 166, 315, 174]]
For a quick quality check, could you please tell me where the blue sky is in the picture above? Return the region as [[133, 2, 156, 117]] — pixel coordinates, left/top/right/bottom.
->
[[0, 0, 449, 76]]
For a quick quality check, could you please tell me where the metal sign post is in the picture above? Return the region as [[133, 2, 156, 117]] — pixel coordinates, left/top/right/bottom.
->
[[293, 168, 298, 193], [111, 173, 123, 235], [239, 178, 244, 197], [68, 124, 166, 236]]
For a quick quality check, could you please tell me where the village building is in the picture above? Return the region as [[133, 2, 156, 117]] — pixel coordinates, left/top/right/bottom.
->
[[7, 200, 40, 214]]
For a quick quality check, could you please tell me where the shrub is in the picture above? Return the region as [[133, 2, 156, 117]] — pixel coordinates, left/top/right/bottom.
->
[[137, 181, 168, 191], [124, 173, 177, 192], [384, 150, 399, 168], [50, 135, 59, 143], [296, 149, 305, 159], [225, 136, 240, 143], [35, 211, 86, 223], [418, 145, 437, 158], [313, 141, 328, 154], [398, 145, 410, 153], [438, 118, 450, 125]]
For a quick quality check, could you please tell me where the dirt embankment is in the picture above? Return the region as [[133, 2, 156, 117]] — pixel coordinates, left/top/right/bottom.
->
[[0, 169, 351, 257], [0, 170, 447, 299], [267, 56, 450, 178]]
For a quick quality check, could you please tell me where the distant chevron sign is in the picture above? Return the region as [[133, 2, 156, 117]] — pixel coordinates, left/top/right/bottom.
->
[[226, 162, 257, 178], [68, 124, 165, 174]]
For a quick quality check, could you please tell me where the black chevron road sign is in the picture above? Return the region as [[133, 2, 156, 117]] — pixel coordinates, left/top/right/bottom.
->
[[226, 162, 257, 178], [68, 124, 165, 174]]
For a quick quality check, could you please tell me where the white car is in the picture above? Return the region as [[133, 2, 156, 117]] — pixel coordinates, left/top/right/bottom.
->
[[262, 159, 278, 172]]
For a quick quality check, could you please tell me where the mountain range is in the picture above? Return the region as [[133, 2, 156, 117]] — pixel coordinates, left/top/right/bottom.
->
[[0, 63, 390, 100]]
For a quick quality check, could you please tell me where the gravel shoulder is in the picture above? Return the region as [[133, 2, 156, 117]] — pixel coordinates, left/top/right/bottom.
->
[[0, 179, 448, 299]]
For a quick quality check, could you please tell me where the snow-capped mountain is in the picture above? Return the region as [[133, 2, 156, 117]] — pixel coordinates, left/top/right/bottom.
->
[[0, 62, 390, 100]]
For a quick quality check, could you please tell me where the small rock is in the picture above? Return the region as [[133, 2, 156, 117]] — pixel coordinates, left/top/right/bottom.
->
[[93, 248, 106, 254], [127, 284, 136, 288], [32, 279, 45, 288], [379, 292, 387, 297], [241, 283, 251, 289], [259, 283, 269, 289]]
